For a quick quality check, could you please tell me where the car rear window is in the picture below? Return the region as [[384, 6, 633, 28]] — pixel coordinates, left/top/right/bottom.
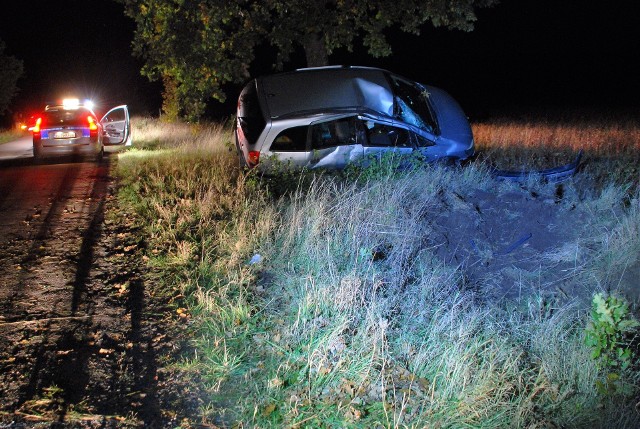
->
[[41, 109, 93, 127], [238, 81, 266, 146]]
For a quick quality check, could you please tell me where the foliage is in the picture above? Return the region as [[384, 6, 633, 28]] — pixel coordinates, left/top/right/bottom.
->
[[160, 74, 181, 123], [118, 0, 497, 120], [585, 293, 639, 373], [342, 150, 430, 181], [0, 39, 23, 116]]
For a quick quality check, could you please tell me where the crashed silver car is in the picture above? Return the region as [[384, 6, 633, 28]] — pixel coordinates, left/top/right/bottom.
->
[[235, 66, 474, 170]]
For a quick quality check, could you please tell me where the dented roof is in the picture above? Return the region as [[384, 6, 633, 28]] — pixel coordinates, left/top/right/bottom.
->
[[258, 67, 394, 119]]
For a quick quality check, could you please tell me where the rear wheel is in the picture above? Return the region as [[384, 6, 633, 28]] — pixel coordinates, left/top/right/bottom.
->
[[33, 142, 44, 163], [94, 146, 104, 162]]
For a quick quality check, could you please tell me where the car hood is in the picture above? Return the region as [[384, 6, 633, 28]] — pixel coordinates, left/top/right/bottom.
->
[[424, 85, 472, 141]]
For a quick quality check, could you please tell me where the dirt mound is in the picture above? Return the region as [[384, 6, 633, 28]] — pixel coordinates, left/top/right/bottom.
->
[[424, 180, 637, 307]]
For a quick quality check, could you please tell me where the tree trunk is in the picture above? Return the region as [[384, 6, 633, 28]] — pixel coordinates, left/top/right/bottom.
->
[[303, 32, 329, 67], [161, 74, 180, 122]]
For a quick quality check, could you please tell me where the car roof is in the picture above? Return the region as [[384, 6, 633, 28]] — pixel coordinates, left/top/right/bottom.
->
[[257, 66, 395, 120], [45, 104, 92, 111]]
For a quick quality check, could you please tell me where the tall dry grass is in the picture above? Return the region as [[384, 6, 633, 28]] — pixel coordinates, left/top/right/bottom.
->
[[473, 114, 640, 190]]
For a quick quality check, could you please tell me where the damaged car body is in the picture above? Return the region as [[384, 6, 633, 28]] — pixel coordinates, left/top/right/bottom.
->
[[235, 66, 475, 171], [491, 150, 583, 183]]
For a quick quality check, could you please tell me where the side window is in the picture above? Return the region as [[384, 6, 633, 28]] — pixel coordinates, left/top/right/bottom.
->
[[363, 121, 411, 147], [269, 126, 309, 151], [310, 117, 358, 150], [104, 109, 125, 122]]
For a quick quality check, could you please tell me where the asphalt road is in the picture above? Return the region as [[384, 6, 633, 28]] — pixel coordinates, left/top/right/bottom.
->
[[0, 137, 170, 426], [0, 135, 35, 161], [0, 142, 112, 323]]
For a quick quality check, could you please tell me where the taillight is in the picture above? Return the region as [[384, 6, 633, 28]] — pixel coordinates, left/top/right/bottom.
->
[[87, 116, 98, 131], [33, 117, 42, 133], [248, 151, 260, 166]]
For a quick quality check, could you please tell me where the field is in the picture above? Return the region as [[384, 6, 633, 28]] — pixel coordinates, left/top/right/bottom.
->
[[112, 113, 639, 428]]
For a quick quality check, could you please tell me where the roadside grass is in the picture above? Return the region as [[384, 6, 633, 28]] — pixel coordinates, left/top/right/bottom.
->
[[0, 129, 26, 144], [113, 115, 640, 427]]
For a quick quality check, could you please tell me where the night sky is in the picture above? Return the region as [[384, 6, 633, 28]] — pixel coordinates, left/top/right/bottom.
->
[[1, 0, 639, 121], [0, 0, 162, 118]]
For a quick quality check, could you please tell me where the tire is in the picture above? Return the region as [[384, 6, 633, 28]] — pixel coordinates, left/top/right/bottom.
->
[[33, 142, 44, 164], [94, 146, 104, 163]]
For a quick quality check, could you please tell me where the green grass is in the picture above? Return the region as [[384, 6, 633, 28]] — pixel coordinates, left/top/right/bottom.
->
[[0, 129, 26, 144], [112, 115, 640, 428]]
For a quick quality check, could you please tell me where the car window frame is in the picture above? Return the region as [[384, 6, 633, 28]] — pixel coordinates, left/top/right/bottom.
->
[[386, 73, 440, 135], [361, 119, 412, 148], [309, 116, 361, 150], [268, 125, 310, 152]]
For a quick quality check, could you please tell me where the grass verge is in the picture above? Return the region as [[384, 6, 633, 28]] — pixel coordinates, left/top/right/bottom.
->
[[0, 129, 26, 144], [112, 115, 640, 428]]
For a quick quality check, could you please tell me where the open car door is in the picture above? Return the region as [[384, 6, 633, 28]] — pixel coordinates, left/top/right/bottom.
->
[[101, 105, 131, 148]]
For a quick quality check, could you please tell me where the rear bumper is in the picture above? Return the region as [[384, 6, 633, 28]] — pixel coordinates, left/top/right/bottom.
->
[[34, 138, 102, 158]]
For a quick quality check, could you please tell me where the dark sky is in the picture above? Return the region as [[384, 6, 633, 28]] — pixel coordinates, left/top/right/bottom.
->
[[1, 1, 639, 120], [0, 0, 162, 117]]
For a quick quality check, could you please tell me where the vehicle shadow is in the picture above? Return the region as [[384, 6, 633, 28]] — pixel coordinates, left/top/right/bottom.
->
[[2, 152, 163, 424], [0, 157, 37, 168], [0, 154, 111, 169]]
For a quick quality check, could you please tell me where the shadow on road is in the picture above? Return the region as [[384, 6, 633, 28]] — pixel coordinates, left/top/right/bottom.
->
[[0, 152, 166, 426]]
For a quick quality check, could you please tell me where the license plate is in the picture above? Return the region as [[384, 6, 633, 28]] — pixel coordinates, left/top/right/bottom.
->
[[53, 131, 76, 139]]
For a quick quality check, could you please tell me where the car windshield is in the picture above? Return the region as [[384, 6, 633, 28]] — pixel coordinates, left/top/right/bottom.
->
[[388, 75, 437, 133]]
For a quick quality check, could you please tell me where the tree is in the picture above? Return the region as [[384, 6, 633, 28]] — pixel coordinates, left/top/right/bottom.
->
[[0, 39, 23, 116], [119, 0, 497, 120]]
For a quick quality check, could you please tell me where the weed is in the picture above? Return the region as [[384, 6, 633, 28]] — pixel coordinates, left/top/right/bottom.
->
[[585, 293, 639, 396], [343, 150, 428, 182]]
